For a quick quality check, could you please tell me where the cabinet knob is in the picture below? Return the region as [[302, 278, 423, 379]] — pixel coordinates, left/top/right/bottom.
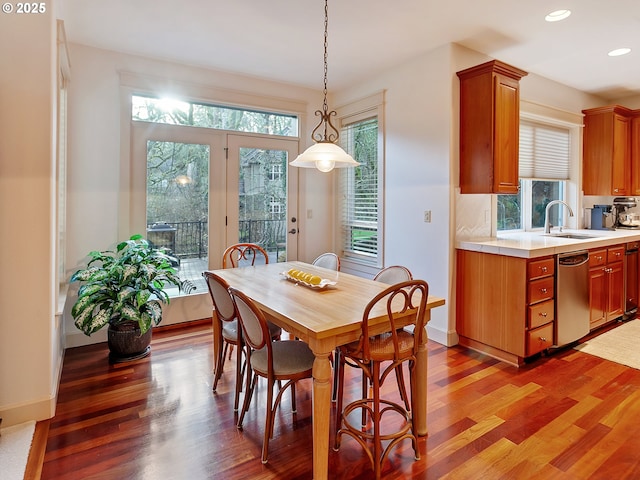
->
[[539, 312, 548, 317], [540, 288, 548, 294], [540, 337, 547, 342], [541, 266, 547, 273]]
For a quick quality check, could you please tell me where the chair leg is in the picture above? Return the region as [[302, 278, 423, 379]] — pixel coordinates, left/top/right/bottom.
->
[[233, 342, 244, 412], [333, 352, 346, 451], [290, 382, 297, 414], [395, 364, 410, 411], [213, 340, 228, 392], [331, 348, 340, 402], [262, 378, 275, 464], [372, 361, 382, 480], [237, 370, 257, 429]]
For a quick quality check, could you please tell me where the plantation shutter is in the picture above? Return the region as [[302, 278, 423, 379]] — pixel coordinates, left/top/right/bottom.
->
[[339, 116, 379, 262], [519, 120, 570, 179]]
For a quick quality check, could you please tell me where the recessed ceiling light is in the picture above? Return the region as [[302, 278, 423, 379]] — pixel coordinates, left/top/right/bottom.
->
[[608, 47, 631, 57], [545, 10, 571, 22]]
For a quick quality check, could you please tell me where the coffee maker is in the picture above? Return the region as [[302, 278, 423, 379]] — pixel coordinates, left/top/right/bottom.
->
[[590, 204, 614, 230], [613, 197, 639, 229]]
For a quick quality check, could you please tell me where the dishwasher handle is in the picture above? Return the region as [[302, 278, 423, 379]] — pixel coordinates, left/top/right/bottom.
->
[[557, 251, 589, 267]]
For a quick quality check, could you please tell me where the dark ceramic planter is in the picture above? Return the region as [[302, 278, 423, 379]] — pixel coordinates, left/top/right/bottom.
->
[[107, 322, 152, 364]]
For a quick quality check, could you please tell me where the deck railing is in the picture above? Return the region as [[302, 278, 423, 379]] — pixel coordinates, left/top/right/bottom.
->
[[147, 219, 287, 259]]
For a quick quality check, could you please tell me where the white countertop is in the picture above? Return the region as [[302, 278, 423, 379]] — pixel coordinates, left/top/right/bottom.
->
[[456, 229, 640, 258]]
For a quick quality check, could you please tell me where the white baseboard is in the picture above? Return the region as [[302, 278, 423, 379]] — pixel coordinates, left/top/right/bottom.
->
[[427, 323, 459, 347], [0, 396, 57, 428]]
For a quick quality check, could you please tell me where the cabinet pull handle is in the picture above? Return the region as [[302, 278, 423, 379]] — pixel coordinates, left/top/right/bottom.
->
[[539, 312, 547, 317], [541, 266, 547, 273], [540, 337, 547, 342], [540, 288, 548, 293]]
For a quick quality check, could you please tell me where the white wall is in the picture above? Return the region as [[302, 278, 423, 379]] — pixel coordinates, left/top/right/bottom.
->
[[334, 45, 455, 345], [0, 7, 60, 426]]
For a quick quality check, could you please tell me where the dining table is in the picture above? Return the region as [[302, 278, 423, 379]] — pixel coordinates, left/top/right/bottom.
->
[[207, 260, 446, 480]]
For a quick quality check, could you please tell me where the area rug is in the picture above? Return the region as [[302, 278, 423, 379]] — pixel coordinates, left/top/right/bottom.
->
[[574, 320, 640, 370], [0, 420, 35, 480]]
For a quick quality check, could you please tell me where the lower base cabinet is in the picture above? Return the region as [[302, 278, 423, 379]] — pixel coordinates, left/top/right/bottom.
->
[[456, 250, 555, 366], [588, 246, 624, 329]]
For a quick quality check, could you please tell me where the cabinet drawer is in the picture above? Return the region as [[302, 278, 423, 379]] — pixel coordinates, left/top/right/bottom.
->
[[528, 257, 555, 280], [608, 246, 625, 263], [529, 299, 555, 329], [527, 323, 554, 356], [528, 277, 554, 304], [589, 249, 607, 268]]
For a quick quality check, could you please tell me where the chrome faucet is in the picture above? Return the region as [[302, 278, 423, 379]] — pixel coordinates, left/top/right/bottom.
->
[[544, 200, 574, 234]]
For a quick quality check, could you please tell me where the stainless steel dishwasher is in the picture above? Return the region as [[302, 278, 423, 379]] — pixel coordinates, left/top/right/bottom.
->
[[555, 250, 590, 347]]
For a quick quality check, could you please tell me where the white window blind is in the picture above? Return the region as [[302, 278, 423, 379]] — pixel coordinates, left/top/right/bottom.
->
[[519, 120, 570, 179], [339, 117, 379, 262]]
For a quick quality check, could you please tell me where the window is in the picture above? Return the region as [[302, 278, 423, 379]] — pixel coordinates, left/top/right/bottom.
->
[[339, 116, 381, 265], [498, 119, 571, 231], [268, 163, 282, 181], [131, 95, 298, 137]]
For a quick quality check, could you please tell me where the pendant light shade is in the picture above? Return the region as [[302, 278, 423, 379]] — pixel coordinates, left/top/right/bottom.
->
[[290, 141, 359, 172], [290, 0, 359, 173]]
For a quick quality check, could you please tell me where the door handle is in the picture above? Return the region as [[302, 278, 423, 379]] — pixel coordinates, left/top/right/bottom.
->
[[288, 228, 298, 234]]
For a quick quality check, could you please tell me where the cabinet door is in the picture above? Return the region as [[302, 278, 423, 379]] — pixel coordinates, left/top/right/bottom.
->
[[611, 114, 630, 195], [632, 114, 640, 195], [589, 266, 606, 329], [606, 261, 625, 321], [493, 74, 520, 194]]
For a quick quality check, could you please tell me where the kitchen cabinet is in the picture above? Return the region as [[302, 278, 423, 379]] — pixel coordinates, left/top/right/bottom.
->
[[582, 105, 632, 196], [456, 250, 554, 366], [632, 112, 640, 195], [588, 245, 624, 329], [457, 60, 528, 194]]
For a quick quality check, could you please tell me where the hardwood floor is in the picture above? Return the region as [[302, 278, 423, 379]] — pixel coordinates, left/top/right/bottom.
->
[[34, 320, 640, 479]]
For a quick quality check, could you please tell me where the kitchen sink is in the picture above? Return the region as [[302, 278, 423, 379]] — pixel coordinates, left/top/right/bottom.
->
[[545, 233, 597, 240]]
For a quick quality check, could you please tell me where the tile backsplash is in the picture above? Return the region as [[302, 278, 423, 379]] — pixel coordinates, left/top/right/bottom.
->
[[455, 188, 492, 240]]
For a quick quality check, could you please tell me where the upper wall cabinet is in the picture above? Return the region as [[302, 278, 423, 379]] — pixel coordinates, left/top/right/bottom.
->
[[582, 105, 633, 196], [457, 60, 528, 194], [632, 111, 640, 196]]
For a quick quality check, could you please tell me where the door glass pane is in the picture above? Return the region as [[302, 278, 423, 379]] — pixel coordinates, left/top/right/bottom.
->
[[238, 147, 287, 263], [146, 141, 209, 295]]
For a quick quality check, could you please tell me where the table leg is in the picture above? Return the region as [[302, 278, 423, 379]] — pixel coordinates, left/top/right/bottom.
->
[[311, 351, 332, 480], [415, 324, 428, 436]]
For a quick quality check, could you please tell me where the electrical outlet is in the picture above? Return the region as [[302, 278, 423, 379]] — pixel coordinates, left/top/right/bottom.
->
[[424, 210, 431, 223]]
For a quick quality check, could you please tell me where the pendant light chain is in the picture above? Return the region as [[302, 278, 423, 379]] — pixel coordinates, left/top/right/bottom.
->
[[322, 0, 329, 115], [288, 0, 359, 171]]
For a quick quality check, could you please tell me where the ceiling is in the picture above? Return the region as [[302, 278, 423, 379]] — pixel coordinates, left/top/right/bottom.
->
[[58, 0, 640, 101]]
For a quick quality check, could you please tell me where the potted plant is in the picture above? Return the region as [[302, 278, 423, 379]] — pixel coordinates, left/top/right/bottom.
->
[[70, 234, 195, 363]]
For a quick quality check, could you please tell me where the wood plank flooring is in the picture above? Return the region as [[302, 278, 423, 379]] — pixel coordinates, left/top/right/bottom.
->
[[34, 320, 640, 479]]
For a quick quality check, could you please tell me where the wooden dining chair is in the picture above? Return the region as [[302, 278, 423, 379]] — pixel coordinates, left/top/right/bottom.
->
[[373, 265, 414, 408], [230, 287, 315, 464], [373, 265, 413, 284], [203, 272, 281, 412], [333, 279, 429, 480], [222, 243, 269, 268], [312, 252, 340, 271], [332, 265, 414, 404]]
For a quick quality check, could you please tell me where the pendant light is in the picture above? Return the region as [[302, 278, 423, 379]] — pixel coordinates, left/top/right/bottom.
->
[[290, 0, 359, 173]]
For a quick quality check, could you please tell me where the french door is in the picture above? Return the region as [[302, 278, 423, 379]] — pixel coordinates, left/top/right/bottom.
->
[[130, 123, 299, 324]]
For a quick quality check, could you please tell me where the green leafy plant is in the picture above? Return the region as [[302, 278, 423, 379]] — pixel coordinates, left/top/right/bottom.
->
[[71, 234, 194, 336]]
